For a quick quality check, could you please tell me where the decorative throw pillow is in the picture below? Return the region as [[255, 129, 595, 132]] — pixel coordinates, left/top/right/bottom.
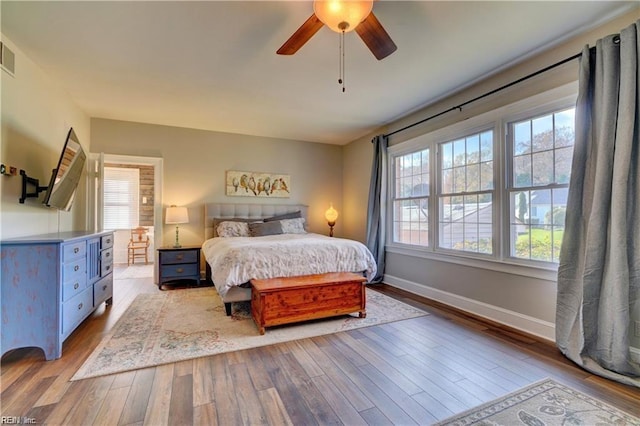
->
[[264, 211, 302, 222], [280, 218, 306, 234], [248, 221, 283, 237], [216, 221, 250, 238], [212, 217, 257, 237]]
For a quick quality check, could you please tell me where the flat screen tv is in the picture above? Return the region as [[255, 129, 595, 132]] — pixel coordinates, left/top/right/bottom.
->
[[43, 127, 86, 211]]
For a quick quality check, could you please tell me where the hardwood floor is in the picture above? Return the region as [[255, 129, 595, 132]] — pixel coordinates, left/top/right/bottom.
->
[[2, 267, 639, 425]]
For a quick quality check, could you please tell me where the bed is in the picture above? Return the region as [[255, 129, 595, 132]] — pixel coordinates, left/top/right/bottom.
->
[[203, 202, 377, 315]]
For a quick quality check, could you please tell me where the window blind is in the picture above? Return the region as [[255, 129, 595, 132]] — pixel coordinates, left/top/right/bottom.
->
[[103, 167, 139, 230]]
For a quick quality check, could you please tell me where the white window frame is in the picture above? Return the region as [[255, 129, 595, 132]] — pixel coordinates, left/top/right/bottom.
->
[[391, 148, 430, 247], [436, 127, 496, 257], [103, 166, 140, 231], [386, 82, 578, 280], [503, 106, 575, 267]]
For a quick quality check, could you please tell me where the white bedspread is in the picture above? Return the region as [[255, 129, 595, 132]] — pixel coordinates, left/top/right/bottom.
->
[[202, 233, 377, 297]]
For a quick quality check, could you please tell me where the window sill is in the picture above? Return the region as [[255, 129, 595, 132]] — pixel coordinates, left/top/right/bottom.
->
[[386, 244, 558, 282]]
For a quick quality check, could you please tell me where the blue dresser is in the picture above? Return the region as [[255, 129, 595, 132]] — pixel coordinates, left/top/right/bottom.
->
[[1, 231, 114, 360]]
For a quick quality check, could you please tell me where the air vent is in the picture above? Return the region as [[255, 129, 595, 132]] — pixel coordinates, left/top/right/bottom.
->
[[1, 42, 16, 76]]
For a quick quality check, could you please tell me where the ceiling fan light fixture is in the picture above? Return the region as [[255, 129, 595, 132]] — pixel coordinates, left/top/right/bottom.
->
[[313, 0, 373, 33]]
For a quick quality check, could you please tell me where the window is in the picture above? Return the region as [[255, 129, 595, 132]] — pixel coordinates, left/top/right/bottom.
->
[[507, 108, 575, 262], [392, 149, 429, 246], [439, 130, 494, 254], [103, 167, 139, 230], [388, 87, 576, 269]]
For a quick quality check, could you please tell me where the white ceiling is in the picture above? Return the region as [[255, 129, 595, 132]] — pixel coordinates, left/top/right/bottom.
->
[[1, 1, 637, 145]]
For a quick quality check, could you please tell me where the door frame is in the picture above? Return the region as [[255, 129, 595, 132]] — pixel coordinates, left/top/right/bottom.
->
[[87, 153, 163, 282]]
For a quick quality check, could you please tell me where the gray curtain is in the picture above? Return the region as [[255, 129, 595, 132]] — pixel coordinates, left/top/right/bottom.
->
[[556, 20, 640, 387], [366, 134, 388, 283]]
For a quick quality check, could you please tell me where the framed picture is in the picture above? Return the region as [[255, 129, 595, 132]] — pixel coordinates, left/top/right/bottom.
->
[[226, 170, 291, 198]]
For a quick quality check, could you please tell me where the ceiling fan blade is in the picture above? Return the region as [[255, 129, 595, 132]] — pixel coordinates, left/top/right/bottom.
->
[[355, 12, 397, 60], [277, 14, 324, 55]]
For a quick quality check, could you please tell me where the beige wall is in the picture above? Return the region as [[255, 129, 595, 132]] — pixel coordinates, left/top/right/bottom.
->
[[90, 119, 343, 248], [341, 10, 640, 339], [0, 35, 91, 239]]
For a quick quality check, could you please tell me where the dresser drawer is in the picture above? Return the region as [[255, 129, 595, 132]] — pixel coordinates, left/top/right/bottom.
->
[[94, 274, 113, 306], [101, 260, 113, 277], [62, 257, 86, 285], [62, 288, 93, 337], [160, 263, 198, 279], [101, 247, 113, 263], [63, 241, 86, 262], [62, 274, 87, 302], [161, 250, 197, 264], [101, 234, 114, 250]]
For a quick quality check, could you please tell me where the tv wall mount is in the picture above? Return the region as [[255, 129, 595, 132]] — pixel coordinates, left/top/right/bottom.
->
[[19, 169, 52, 204]]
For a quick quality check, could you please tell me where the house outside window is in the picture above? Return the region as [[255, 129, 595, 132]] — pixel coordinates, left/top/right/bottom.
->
[[387, 86, 577, 273]]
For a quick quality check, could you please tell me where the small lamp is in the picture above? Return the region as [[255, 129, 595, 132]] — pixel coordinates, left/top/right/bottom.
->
[[165, 205, 189, 248], [325, 203, 339, 237]]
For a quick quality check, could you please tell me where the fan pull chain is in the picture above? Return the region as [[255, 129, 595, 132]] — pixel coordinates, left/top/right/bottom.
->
[[338, 30, 345, 93]]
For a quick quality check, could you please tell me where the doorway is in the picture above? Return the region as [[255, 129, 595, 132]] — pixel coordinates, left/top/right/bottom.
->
[[88, 154, 163, 282]]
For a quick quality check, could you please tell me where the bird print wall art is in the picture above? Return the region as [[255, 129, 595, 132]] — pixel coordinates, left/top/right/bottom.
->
[[226, 170, 291, 198]]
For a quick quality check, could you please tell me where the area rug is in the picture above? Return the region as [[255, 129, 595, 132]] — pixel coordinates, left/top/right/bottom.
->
[[72, 287, 426, 380], [435, 378, 640, 425]]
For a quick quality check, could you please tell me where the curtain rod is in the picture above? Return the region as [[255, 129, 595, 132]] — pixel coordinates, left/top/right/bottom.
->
[[383, 50, 586, 139]]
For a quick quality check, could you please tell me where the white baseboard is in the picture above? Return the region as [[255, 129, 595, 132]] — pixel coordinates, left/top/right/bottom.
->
[[383, 274, 556, 342]]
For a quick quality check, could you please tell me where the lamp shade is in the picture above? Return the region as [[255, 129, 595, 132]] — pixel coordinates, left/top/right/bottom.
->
[[313, 0, 373, 33], [325, 203, 339, 223], [165, 205, 189, 224]]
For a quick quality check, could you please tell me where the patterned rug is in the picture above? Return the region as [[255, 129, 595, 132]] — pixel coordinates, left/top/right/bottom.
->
[[72, 286, 426, 380], [435, 378, 640, 425]]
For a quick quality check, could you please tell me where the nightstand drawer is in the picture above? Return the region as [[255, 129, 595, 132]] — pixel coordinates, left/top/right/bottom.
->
[[161, 250, 198, 264], [161, 263, 198, 279]]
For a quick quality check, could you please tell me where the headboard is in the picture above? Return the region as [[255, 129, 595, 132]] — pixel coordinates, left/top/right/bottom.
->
[[204, 203, 308, 240]]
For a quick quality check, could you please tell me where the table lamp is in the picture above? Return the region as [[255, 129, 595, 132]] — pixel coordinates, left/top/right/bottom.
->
[[325, 203, 338, 237], [165, 205, 189, 248]]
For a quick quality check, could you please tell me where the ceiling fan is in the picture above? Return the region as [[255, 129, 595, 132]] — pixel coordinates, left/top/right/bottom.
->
[[277, 0, 397, 61]]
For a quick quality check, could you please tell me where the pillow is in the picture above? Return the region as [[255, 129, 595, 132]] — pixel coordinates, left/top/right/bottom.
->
[[248, 221, 283, 237], [216, 221, 250, 238], [264, 210, 302, 222], [280, 218, 306, 234], [212, 217, 258, 237]]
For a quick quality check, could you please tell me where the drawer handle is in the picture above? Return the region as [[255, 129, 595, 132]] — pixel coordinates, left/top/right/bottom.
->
[[106, 238, 112, 244], [78, 303, 83, 310], [105, 252, 111, 258], [74, 265, 80, 272], [102, 285, 108, 291], [176, 268, 184, 273], [105, 265, 111, 272], [74, 247, 79, 254], [176, 255, 184, 260], [74, 283, 79, 290]]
